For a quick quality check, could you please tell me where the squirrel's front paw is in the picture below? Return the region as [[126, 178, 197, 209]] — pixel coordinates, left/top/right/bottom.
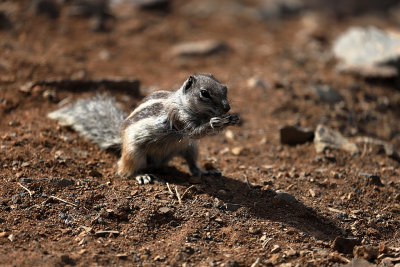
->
[[209, 117, 226, 129], [210, 115, 240, 129]]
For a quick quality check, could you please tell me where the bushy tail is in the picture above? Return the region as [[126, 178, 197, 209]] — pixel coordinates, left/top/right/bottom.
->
[[47, 96, 126, 151]]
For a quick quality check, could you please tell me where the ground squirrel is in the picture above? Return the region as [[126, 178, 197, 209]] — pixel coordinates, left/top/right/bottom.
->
[[48, 74, 239, 184]]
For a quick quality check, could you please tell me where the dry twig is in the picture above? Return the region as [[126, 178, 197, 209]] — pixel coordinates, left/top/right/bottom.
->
[[49, 195, 78, 207], [262, 237, 273, 248], [250, 258, 261, 267], [174, 186, 182, 205], [181, 185, 195, 200], [166, 182, 174, 196], [18, 182, 33, 197]]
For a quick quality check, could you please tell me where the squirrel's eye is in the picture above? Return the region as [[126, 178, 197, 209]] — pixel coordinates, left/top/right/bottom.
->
[[200, 90, 211, 98]]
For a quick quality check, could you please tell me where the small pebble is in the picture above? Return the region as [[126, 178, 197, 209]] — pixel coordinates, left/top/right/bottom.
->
[[225, 130, 235, 141], [248, 227, 261, 235], [231, 147, 243, 156], [247, 76, 269, 90], [214, 217, 223, 223], [8, 234, 15, 242], [158, 207, 171, 214]]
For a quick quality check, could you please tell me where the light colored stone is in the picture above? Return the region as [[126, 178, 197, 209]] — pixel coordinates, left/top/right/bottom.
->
[[314, 124, 359, 154], [231, 147, 243, 156], [247, 76, 269, 90], [333, 26, 400, 77], [225, 130, 235, 141], [8, 234, 15, 242]]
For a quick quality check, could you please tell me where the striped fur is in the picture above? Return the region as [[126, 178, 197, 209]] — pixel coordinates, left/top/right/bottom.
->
[[47, 74, 238, 181], [117, 74, 236, 178]]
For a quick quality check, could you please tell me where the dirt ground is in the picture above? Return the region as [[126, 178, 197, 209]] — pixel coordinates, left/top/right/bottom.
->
[[1, 0, 400, 266]]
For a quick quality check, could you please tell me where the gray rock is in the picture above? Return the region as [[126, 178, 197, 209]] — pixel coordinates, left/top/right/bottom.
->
[[170, 40, 227, 57], [355, 136, 400, 162], [158, 207, 171, 214], [312, 85, 343, 104], [314, 124, 359, 154], [274, 190, 298, 203], [280, 125, 314, 145], [333, 26, 400, 78]]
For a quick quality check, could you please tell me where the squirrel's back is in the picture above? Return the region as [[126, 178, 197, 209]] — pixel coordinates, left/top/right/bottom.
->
[[47, 96, 126, 150]]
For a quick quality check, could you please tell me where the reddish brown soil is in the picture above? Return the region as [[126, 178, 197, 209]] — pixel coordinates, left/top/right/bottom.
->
[[1, 1, 400, 266]]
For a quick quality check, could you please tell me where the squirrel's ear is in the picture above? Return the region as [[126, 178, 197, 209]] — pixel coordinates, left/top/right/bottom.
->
[[183, 75, 196, 92]]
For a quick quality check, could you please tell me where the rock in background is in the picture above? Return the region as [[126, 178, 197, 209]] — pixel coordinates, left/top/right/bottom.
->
[[333, 27, 400, 78]]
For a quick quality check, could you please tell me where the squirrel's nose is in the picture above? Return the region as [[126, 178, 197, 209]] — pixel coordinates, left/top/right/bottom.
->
[[223, 103, 230, 113]]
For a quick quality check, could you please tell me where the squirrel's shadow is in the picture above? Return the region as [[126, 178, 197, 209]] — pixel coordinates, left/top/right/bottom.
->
[[156, 167, 344, 241]]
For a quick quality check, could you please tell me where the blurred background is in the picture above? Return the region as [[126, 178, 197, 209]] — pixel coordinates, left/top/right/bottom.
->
[[1, 0, 400, 84], [2, 2, 400, 266]]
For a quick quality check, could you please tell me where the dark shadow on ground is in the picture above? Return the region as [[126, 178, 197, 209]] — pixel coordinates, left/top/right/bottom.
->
[[152, 167, 344, 242]]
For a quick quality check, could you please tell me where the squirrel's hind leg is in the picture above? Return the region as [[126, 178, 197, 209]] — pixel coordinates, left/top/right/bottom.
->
[[182, 142, 222, 177], [181, 142, 221, 177], [181, 142, 204, 177], [117, 146, 146, 178], [118, 150, 155, 184]]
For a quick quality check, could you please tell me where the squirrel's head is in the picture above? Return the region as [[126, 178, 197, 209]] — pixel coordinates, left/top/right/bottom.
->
[[181, 74, 231, 118]]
